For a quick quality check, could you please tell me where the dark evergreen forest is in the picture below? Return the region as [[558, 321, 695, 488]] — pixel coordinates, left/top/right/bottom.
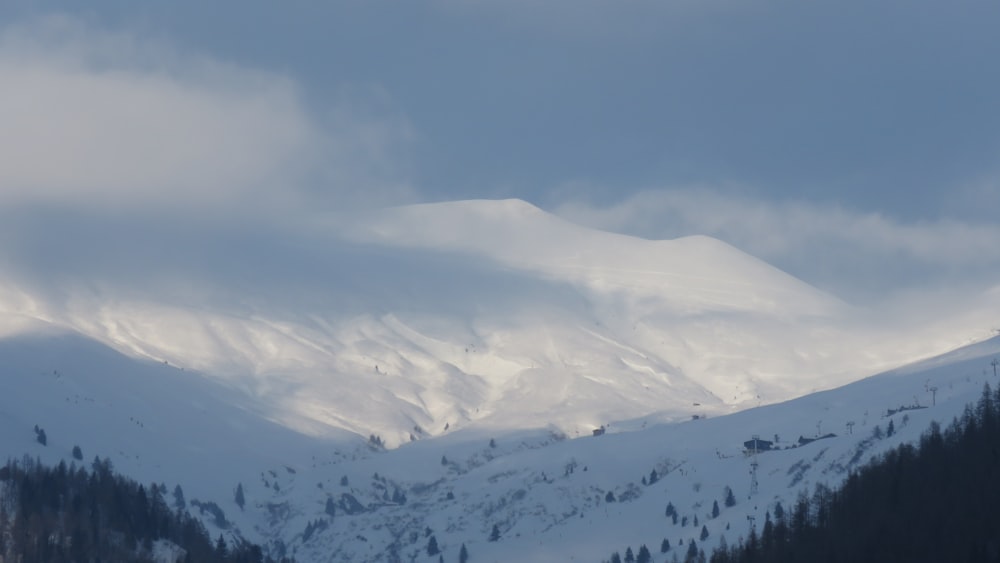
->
[[0, 455, 291, 562], [710, 383, 1000, 563]]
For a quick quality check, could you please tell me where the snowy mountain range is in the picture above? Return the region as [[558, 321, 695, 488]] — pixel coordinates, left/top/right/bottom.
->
[[1, 198, 998, 561]]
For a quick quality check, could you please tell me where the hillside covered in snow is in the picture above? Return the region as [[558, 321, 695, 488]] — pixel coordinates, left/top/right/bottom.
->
[[2, 199, 996, 445], [3, 325, 999, 562], [1, 199, 999, 561]]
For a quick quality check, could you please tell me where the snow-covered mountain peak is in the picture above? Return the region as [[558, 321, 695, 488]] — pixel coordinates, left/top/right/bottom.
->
[[357, 198, 842, 317], [1, 198, 995, 449]]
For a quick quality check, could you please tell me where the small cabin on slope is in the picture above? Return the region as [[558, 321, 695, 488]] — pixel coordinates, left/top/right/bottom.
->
[[743, 437, 773, 452]]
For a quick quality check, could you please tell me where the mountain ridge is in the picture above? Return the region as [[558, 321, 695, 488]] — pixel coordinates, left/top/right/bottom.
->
[[0, 198, 994, 446], [355, 199, 843, 317]]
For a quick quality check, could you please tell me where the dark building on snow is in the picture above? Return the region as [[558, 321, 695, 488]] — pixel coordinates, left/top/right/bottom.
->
[[743, 438, 773, 452]]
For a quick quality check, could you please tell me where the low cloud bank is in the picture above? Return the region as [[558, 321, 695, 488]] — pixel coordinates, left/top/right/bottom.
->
[[555, 188, 1000, 303]]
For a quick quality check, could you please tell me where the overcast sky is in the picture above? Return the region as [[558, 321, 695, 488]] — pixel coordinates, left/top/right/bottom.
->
[[1, 1, 999, 304]]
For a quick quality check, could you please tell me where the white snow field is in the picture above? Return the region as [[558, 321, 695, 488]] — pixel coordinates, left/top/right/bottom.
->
[[3, 325, 998, 562], [1, 198, 998, 561]]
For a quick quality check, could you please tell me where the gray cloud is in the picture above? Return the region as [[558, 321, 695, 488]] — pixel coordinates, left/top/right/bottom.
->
[[554, 188, 1000, 302], [0, 16, 414, 214], [430, 0, 719, 39], [2, 9, 997, 322], [0, 16, 421, 322], [4, 2, 997, 219]]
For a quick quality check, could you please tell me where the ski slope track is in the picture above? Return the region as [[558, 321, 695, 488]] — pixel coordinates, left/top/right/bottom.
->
[[1, 198, 999, 561]]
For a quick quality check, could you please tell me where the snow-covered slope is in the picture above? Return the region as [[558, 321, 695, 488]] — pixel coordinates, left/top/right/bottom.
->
[[3, 325, 998, 562], [1, 192, 998, 560], [2, 199, 994, 447], [0, 331, 359, 503]]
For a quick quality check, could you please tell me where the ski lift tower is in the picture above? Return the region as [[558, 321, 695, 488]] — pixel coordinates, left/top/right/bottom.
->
[[749, 434, 760, 496]]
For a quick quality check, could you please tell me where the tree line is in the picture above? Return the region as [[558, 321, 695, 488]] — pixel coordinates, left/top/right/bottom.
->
[[710, 382, 1000, 563], [0, 455, 291, 562]]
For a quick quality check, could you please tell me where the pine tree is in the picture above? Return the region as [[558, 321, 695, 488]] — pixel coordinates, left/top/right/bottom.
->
[[661, 538, 671, 553], [489, 524, 500, 542], [234, 483, 245, 510], [685, 540, 698, 561], [649, 469, 659, 485], [724, 486, 736, 507], [427, 535, 440, 556], [711, 500, 720, 518], [888, 419, 896, 437], [624, 546, 635, 563], [459, 542, 469, 563], [761, 512, 775, 552], [716, 533, 728, 554], [700, 524, 709, 541], [325, 497, 336, 518], [392, 487, 406, 504], [173, 484, 186, 510], [637, 544, 652, 563], [72, 445, 83, 461], [610, 553, 622, 563]]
